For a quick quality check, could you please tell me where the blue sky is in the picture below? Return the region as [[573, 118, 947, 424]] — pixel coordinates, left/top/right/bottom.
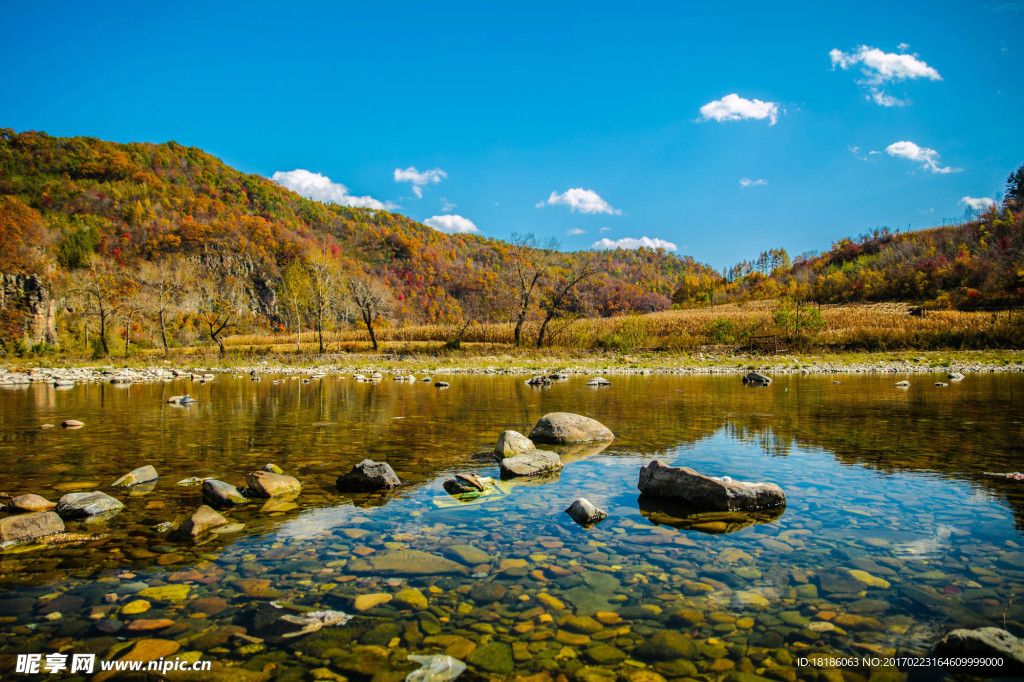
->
[[2, 1, 1022, 270]]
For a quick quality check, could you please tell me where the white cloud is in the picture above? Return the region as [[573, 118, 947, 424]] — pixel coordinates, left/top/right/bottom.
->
[[830, 45, 941, 106], [394, 166, 447, 199], [740, 177, 769, 188], [591, 236, 678, 251], [439, 197, 457, 212], [272, 169, 396, 210], [537, 188, 622, 215], [566, 228, 587, 236], [423, 214, 479, 234], [599, 227, 611, 233], [698, 94, 780, 125], [960, 196, 996, 211], [897, 42, 911, 52], [885, 141, 960, 174]]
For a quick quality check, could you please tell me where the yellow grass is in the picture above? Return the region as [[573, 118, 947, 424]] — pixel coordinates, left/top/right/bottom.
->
[[222, 301, 1023, 353]]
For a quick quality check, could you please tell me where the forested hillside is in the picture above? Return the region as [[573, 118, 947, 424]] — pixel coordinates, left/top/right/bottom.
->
[[0, 129, 715, 353]]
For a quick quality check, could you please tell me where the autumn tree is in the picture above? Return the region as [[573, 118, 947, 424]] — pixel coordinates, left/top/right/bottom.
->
[[506, 233, 557, 346], [347, 275, 393, 351], [279, 260, 311, 351], [0, 196, 49, 275], [189, 271, 245, 355], [133, 259, 189, 354], [67, 254, 128, 357], [303, 251, 343, 353], [536, 253, 597, 348]]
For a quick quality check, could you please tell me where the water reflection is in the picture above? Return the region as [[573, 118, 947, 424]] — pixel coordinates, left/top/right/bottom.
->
[[0, 373, 1022, 679]]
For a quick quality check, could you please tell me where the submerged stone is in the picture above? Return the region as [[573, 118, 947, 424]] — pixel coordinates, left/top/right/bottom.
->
[[348, 550, 467, 575], [932, 627, 1024, 674], [499, 450, 563, 477]]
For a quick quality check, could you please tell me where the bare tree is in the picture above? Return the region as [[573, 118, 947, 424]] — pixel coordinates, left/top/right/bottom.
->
[[67, 254, 126, 357], [134, 259, 188, 355], [347, 275, 393, 351], [506, 232, 557, 346], [190, 272, 244, 355], [536, 253, 597, 348]]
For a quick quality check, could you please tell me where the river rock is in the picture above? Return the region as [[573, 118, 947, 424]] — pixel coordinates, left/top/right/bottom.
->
[[336, 459, 401, 491], [0, 511, 65, 543], [55, 491, 125, 518], [245, 471, 301, 497], [948, 372, 965, 381], [167, 395, 196, 405], [527, 375, 551, 385], [8, 493, 56, 513], [171, 505, 228, 540], [637, 459, 786, 511], [932, 627, 1024, 674], [565, 498, 608, 526], [202, 479, 249, 506], [263, 463, 284, 475], [348, 549, 467, 575], [586, 377, 611, 386], [742, 372, 772, 385], [112, 465, 159, 488], [61, 419, 84, 428], [435, 381, 450, 388], [894, 380, 911, 387], [528, 412, 614, 444], [494, 430, 535, 458], [499, 450, 563, 477]]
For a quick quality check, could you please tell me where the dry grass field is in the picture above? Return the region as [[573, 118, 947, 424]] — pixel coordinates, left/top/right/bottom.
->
[[222, 300, 1023, 354]]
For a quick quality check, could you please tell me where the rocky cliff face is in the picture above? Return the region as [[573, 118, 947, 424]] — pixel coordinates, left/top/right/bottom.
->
[[186, 252, 279, 319], [0, 273, 57, 346]]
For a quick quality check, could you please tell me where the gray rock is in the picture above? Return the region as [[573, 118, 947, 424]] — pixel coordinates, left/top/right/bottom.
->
[[637, 459, 786, 511], [549, 373, 570, 380], [202, 479, 249, 506], [0, 511, 65, 544], [166, 394, 196, 405], [55, 491, 125, 519], [932, 627, 1024, 674], [336, 459, 401, 491], [528, 412, 614, 445], [493, 430, 535, 459], [499, 450, 563, 478], [170, 505, 228, 540], [443, 474, 492, 495], [894, 380, 911, 387], [934, 382, 948, 387], [527, 376, 550, 385], [742, 372, 772, 385], [61, 419, 84, 429], [263, 463, 284, 475], [586, 377, 611, 386], [565, 498, 608, 526], [111, 465, 159, 488], [434, 381, 450, 388], [948, 372, 965, 381]]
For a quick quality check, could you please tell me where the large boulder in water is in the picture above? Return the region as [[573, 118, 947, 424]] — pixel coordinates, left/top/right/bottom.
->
[[528, 412, 613, 445], [742, 372, 772, 385], [336, 459, 401, 491], [493, 430, 535, 459], [55, 491, 125, 519], [637, 459, 785, 512], [0, 512, 65, 544], [499, 450, 563, 478], [932, 627, 1024, 675], [170, 505, 228, 541]]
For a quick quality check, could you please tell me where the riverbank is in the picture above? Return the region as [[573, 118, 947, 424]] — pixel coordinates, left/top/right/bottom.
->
[[3, 348, 1023, 385]]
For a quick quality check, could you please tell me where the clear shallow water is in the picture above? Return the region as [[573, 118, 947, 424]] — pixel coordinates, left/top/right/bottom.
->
[[0, 373, 1023, 680]]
